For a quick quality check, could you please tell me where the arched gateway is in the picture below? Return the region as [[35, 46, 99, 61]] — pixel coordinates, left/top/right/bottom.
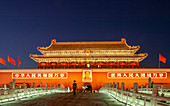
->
[[82, 83, 92, 92], [1, 39, 169, 90]]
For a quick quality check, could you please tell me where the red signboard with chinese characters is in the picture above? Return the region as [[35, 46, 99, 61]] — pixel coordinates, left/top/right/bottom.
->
[[107, 72, 167, 78], [12, 73, 68, 79]]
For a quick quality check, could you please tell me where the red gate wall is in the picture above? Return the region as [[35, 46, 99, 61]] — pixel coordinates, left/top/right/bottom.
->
[[0, 70, 170, 90]]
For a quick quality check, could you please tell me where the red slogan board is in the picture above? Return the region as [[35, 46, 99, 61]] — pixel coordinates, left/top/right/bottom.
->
[[12, 73, 68, 79], [107, 72, 167, 78]]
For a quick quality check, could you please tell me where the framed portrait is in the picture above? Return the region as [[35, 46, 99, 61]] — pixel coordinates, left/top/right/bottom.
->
[[82, 70, 92, 82]]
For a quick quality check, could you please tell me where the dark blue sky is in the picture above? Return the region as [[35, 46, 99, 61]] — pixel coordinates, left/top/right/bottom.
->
[[0, 0, 169, 69]]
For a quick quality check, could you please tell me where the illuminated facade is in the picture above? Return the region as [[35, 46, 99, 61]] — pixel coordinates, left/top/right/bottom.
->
[[0, 39, 169, 90], [0, 69, 170, 90], [30, 38, 148, 69]]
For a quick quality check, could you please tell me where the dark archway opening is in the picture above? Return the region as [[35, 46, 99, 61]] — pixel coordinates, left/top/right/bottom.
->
[[82, 83, 92, 92]]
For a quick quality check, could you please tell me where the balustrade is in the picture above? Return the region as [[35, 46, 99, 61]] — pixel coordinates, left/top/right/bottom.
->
[[99, 82, 170, 106], [0, 82, 67, 103]]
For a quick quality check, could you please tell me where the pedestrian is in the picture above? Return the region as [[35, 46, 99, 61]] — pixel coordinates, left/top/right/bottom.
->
[[73, 80, 77, 95]]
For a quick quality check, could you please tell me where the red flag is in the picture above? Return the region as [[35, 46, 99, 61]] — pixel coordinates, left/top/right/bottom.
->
[[0, 57, 6, 65], [8, 56, 16, 65], [160, 54, 166, 63], [18, 57, 21, 67]]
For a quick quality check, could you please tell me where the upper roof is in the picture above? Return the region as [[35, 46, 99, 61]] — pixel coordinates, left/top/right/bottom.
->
[[37, 38, 140, 51], [30, 54, 148, 58]]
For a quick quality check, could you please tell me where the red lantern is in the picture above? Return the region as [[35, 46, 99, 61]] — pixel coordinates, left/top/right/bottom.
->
[[130, 62, 136, 66], [119, 62, 125, 66], [109, 62, 114, 66], [72, 62, 77, 66], [51, 63, 56, 66], [98, 62, 104, 66], [62, 62, 67, 66], [40, 63, 46, 66]]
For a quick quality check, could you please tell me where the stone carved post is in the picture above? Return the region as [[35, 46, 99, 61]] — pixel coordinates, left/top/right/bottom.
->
[[121, 83, 125, 90], [46, 83, 48, 89], [9, 82, 13, 89], [33, 82, 35, 88], [110, 83, 112, 87], [141, 85, 143, 91], [13, 78, 15, 89], [116, 82, 119, 89], [133, 83, 138, 93], [113, 82, 115, 88], [23, 82, 26, 89], [50, 83, 53, 89], [152, 84, 158, 96], [148, 77, 151, 88], [116, 82, 119, 98], [132, 83, 138, 104], [4, 84, 7, 90], [120, 82, 124, 100], [54, 84, 56, 88], [160, 85, 163, 92], [151, 84, 159, 106], [40, 83, 42, 87], [160, 85, 164, 97]]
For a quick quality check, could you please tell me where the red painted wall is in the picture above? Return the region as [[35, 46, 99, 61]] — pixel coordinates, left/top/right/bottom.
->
[[0, 72, 170, 90]]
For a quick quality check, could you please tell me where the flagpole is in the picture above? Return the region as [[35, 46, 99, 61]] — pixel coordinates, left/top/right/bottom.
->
[[18, 56, 19, 69], [159, 53, 160, 68], [7, 56, 9, 69], [8, 61, 9, 69]]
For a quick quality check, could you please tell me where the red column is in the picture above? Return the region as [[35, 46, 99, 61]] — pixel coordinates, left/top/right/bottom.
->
[[105, 62, 107, 68], [115, 62, 118, 68], [78, 62, 82, 68], [38, 62, 39, 69], [94, 62, 96, 68], [68, 62, 71, 68], [126, 62, 129, 68], [57, 62, 61, 68], [47, 62, 49, 69], [137, 61, 139, 68]]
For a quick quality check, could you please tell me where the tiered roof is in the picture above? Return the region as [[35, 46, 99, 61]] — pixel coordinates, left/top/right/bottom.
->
[[30, 38, 148, 63], [38, 38, 139, 51]]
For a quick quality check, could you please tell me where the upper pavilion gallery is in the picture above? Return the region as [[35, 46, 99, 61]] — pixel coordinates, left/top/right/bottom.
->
[[30, 38, 148, 69]]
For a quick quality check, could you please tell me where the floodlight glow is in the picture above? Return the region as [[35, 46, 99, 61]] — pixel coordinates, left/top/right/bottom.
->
[[18, 96, 23, 99], [8, 98, 14, 101], [2, 99, 9, 102]]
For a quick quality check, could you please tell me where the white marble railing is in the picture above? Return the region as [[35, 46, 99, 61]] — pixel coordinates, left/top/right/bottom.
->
[[0, 87, 67, 103], [99, 84, 170, 106]]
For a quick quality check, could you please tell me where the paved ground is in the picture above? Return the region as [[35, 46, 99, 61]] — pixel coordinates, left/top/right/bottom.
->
[[1, 92, 125, 106]]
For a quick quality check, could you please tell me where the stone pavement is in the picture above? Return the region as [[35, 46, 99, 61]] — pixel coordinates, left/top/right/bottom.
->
[[2, 92, 125, 106]]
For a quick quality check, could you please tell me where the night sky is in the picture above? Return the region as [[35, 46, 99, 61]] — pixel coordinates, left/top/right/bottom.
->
[[0, 0, 169, 69]]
